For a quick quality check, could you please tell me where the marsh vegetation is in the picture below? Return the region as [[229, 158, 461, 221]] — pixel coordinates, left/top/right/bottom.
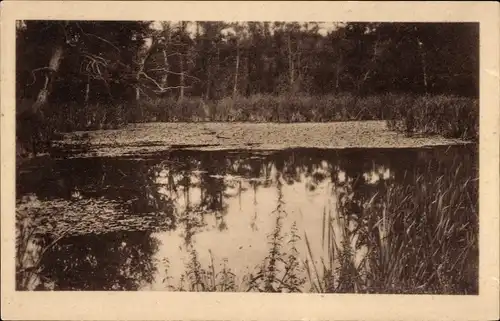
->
[[16, 146, 478, 293], [15, 21, 479, 294], [16, 21, 478, 156]]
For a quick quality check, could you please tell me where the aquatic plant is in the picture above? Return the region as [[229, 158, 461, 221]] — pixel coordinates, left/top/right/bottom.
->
[[364, 164, 478, 294], [15, 146, 477, 293], [161, 248, 237, 292], [15, 196, 73, 290], [385, 94, 478, 140], [16, 93, 477, 160], [303, 159, 478, 294]]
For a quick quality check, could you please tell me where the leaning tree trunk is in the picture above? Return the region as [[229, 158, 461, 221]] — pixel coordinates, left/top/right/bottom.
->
[[135, 36, 160, 102], [20, 43, 64, 156], [32, 44, 64, 117]]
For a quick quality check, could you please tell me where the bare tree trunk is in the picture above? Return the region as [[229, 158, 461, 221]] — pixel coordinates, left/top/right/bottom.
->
[[287, 34, 295, 90], [294, 41, 302, 93], [205, 66, 211, 100], [135, 83, 141, 101], [335, 56, 342, 91], [216, 48, 220, 79], [245, 52, 250, 96], [161, 26, 171, 88], [136, 37, 157, 101], [356, 37, 380, 95], [178, 22, 186, 101], [416, 37, 428, 93], [32, 44, 64, 116], [233, 45, 240, 98], [161, 49, 170, 87], [85, 77, 90, 104], [179, 54, 185, 101], [422, 55, 428, 91]]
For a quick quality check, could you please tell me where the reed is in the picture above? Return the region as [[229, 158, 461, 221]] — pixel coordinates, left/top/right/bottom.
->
[[385, 94, 478, 140], [304, 160, 478, 294], [132, 93, 477, 140], [365, 164, 478, 294], [16, 93, 477, 157]]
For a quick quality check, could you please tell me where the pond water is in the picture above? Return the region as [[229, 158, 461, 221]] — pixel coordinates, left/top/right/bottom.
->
[[16, 144, 478, 292]]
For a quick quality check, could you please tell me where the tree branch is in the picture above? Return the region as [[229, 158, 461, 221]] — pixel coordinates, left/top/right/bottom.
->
[[139, 71, 191, 93], [80, 52, 110, 81], [29, 67, 55, 86], [148, 68, 201, 82], [76, 22, 121, 53]]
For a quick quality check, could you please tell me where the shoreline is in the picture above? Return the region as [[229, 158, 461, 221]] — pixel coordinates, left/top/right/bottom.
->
[[51, 121, 473, 158]]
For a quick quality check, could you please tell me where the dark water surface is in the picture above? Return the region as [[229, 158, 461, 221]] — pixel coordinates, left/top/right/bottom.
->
[[16, 145, 478, 292]]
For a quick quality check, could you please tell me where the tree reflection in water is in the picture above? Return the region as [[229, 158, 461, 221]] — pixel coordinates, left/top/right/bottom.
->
[[38, 231, 160, 290], [16, 145, 478, 293]]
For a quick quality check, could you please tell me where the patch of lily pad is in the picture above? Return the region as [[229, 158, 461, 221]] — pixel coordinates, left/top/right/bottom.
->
[[52, 121, 471, 158], [16, 194, 175, 237]]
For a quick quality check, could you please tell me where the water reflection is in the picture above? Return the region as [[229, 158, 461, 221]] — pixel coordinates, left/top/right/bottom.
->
[[38, 231, 159, 291], [16, 145, 478, 292]]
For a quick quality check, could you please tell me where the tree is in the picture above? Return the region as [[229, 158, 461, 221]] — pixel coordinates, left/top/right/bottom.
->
[[16, 20, 479, 144], [17, 21, 151, 108]]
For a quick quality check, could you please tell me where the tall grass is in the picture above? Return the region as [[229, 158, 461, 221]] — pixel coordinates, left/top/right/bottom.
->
[[368, 164, 478, 294], [305, 161, 478, 294], [386, 94, 478, 140], [132, 93, 477, 140], [303, 203, 368, 293], [133, 93, 388, 123], [16, 93, 477, 157]]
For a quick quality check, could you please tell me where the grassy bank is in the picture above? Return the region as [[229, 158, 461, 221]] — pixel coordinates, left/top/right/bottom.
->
[[134, 94, 389, 123], [16, 93, 478, 157], [134, 93, 478, 140], [386, 95, 479, 140]]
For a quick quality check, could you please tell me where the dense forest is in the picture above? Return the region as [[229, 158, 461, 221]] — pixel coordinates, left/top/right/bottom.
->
[[16, 21, 479, 152]]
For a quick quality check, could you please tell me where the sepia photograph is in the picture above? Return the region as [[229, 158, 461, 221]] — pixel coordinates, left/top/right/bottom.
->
[[2, 1, 499, 320], [14, 19, 481, 294]]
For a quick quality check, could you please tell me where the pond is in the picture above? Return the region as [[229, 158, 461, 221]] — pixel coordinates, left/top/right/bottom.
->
[[16, 144, 479, 293]]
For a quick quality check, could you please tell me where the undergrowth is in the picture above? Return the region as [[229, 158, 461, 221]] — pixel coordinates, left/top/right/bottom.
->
[[16, 93, 478, 157], [386, 94, 478, 141]]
